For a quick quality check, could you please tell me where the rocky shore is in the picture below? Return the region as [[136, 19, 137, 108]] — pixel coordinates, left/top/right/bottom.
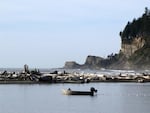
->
[[0, 65, 150, 84]]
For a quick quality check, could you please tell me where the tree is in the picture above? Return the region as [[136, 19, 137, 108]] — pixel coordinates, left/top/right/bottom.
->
[[145, 7, 148, 15]]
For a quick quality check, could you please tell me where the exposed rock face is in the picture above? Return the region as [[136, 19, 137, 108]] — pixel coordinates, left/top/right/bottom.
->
[[82, 56, 104, 69], [64, 35, 150, 69], [63, 8, 150, 70], [85, 56, 103, 66], [121, 37, 145, 58], [64, 56, 104, 69], [64, 61, 81, 69]]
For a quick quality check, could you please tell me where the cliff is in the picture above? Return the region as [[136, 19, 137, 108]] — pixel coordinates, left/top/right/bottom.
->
[[64, 61, 81, 69], [120, 37, 145, 58], [118, 7, 150, 69], [83, 56, 104, 69], [64, 8, 150, 70]]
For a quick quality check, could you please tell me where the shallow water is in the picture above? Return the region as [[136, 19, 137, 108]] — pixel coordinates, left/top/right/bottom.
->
[[0, 83, 150, 113]]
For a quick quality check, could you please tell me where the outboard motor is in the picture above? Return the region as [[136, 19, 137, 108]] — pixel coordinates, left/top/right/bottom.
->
[[90, 87, 98, 93]]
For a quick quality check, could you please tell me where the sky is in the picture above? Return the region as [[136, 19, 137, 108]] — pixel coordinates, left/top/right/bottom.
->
[[0, 0, 149, 68]]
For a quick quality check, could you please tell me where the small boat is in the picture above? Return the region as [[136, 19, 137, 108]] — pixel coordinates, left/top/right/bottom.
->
[[62, 87, 97, 96]]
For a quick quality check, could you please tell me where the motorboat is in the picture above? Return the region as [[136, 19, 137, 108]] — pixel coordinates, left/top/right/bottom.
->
[[62, 87, 97, 96]]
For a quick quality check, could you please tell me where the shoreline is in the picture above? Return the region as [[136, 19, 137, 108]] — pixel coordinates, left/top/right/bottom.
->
[[0, 80, 39, 84], [0, 78, 150, 84], [0, 65, 150, 84]]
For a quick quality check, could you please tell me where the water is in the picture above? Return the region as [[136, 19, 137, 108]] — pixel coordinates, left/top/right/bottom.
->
[[0, 83, 150, 113]]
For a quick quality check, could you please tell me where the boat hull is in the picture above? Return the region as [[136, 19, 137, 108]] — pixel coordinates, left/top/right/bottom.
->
[[62, 88, 97, 96]]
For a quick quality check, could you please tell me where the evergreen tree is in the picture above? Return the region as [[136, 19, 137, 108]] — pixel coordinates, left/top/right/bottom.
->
[[121, 7, 150, 41]]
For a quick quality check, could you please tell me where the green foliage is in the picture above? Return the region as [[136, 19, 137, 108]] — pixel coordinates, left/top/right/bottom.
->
[[121, 7, 150, 41]]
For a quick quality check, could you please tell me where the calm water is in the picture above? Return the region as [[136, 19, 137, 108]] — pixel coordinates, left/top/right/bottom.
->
[[0, 83, 150, 113]]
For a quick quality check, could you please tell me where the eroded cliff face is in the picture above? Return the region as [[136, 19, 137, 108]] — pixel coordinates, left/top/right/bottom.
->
[[82, 55, 104, 69], [64, 56, 104, 69], [85, 56, 103, 65], [64, 35, 149, 70], [121, 37, 145, 58], [64, 8, 150, 70], [64, 61, 81, 69]]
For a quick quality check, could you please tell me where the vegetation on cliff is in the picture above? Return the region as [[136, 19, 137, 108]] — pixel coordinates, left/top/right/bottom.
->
[[64, 7, 150, 70], [119, 7, 150, 69], [120, 7, 150, 45]]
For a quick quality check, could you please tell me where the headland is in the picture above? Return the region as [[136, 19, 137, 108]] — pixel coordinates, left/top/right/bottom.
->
[[64, 7, 150, 70]]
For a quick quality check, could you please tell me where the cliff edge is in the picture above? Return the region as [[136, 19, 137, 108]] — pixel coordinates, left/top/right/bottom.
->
[[64, 8, 150, 70]]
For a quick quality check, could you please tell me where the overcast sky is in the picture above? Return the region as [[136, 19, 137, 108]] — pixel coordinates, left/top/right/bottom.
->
[[0, 0, 149, 68]]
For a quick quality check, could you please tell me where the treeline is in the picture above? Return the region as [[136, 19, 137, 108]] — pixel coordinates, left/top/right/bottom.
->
[[120, 7, 150, 40]]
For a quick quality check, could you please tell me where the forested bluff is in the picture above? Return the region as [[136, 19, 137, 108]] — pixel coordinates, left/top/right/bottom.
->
[[64, 8, 150, 70]]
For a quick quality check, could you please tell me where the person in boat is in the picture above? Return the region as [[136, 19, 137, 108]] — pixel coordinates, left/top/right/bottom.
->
[[90, 87, 97, 93], [68, 88, 71, 91]]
